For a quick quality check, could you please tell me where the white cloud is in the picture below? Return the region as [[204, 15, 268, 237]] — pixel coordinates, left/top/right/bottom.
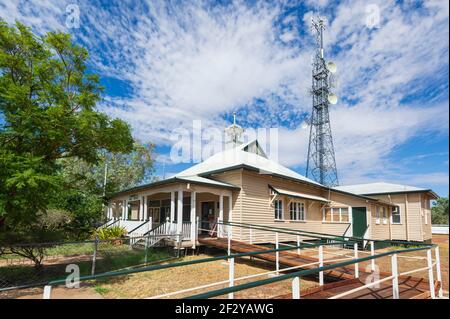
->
[[0, 0, 448, 189]]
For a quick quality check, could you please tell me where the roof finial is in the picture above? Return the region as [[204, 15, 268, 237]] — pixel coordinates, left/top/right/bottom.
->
[[225, 112, 244, 146]]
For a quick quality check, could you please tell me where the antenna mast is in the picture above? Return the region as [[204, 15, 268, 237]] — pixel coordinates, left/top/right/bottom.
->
[[305, 16, 339, 187]]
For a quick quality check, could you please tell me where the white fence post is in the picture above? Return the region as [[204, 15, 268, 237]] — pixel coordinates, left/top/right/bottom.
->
[[43, 285, 52, 299], [370, 241, 375, 272], [228, 257, 235, 299], [427, 249, 436, 299], [227, 230, 231, 257], [391, 253, 399, 299], [319, 245, 324, 286], [354, 242, 359, 279], [435, 246, 443, 298], [292, 277, 301, 299], [275, 232, 279, 275], [297, 235, 301, 255], [91, 236, 99, 275]]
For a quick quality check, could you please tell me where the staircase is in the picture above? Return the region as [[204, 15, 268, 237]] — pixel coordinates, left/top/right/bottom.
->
[[131, 221, 173, 249]]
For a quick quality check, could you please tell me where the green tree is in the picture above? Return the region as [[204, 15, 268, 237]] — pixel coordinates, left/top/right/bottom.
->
[[54, 142, 155, 239], [0, 21, 134, 234], [432, 197, 449, 225]]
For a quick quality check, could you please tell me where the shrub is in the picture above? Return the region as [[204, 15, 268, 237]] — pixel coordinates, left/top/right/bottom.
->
[[94, 226, 127, 241]]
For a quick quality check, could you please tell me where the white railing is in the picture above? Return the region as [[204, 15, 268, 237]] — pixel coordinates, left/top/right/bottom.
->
[[118, 220, 146, 233], [182, 222, 191, 240], [329, 246, 442, 299], [146, 235, 359, 299]]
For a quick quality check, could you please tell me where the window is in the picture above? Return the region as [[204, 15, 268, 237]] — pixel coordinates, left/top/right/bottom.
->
[[392, 206, 401, 224], [340, 208, 349, 222], [274, 200, 283, 220], [323, 207, 350, 222], [324, 208, 332, 221], [332, 209, 340, 222], [382, 207, 387, 224], [375, 207, 381, 224], [127, 201, 140, 220], [290, 202, 306, 221]]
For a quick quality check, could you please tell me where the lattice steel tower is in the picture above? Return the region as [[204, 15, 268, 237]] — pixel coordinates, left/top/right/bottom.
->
[[305, 16, 339, 187]]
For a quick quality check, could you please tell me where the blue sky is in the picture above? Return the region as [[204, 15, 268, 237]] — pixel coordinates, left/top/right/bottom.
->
[[0, 0, 448, 196]]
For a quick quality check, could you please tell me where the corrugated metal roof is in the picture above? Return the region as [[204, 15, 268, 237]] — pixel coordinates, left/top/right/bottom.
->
[[176, 175, 238, 188], [334, 182, 429, 195], [175, 141, 321, 186]]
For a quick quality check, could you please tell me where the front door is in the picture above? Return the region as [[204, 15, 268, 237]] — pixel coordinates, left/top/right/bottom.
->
[[352, 207, 367, 238], [201, 202, 215, 234]]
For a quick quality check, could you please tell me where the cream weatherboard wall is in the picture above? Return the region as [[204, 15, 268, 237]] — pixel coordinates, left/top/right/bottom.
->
[[367, 192, 433, 242], [212, 169, 394, 244]]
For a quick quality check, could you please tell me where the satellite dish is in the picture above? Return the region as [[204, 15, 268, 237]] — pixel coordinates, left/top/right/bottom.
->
[[327, 93, 338, 104], [326, 61, 337, 73]]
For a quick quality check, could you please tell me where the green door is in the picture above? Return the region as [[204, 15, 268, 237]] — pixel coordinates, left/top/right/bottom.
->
[[352, 207, 367, 238]]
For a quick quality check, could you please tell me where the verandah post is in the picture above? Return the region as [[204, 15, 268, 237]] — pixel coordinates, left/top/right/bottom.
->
[[391, 253, 399, 299], [196, 216, 200, 236], [217, 217, 222, 238], [427, 249, 436, 299], [249, 226, 253, 244], [435, 246, 443, 298], [292, 277, 300, 299], [319, 245, 324, 286], [297, 235, 301, 255], [354, 242, 359, 278]]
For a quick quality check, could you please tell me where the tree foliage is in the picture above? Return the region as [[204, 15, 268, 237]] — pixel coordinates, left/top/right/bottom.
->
[[0, 21, 134, 234], [432, 197, 449, 225], [53, 142, 155, 239]]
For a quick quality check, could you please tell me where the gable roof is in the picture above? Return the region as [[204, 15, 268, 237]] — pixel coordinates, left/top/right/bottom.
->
[[334, 182, 438, 198], [110, 175, 240, 198], [175, 140, 321, 186]]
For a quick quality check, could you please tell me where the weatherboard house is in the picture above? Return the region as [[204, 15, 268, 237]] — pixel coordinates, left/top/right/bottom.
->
[[105, 134, 437, 247]]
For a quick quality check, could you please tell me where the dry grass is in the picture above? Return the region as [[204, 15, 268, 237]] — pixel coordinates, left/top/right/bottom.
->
[[94, 254, 319, 299], [4, 235, 448, 299]]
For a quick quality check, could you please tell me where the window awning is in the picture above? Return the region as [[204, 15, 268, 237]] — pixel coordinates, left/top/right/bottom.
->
[[269, 185, 330, 203]]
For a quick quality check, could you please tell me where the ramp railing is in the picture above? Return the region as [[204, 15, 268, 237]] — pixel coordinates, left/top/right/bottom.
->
[[13, 220, 441, 299]]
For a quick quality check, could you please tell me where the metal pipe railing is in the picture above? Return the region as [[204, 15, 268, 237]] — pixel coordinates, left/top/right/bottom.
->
[[15, 220, 437, 299], [186, 245, 436, 299]]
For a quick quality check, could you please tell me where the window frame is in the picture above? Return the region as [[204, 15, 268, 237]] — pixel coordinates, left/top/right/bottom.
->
[[274, 199, 284, 221], [322, 207, 350, 223], [391, 206, 401, 224], [289, 201, 306, 221], [382, 207, 388, 224]]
